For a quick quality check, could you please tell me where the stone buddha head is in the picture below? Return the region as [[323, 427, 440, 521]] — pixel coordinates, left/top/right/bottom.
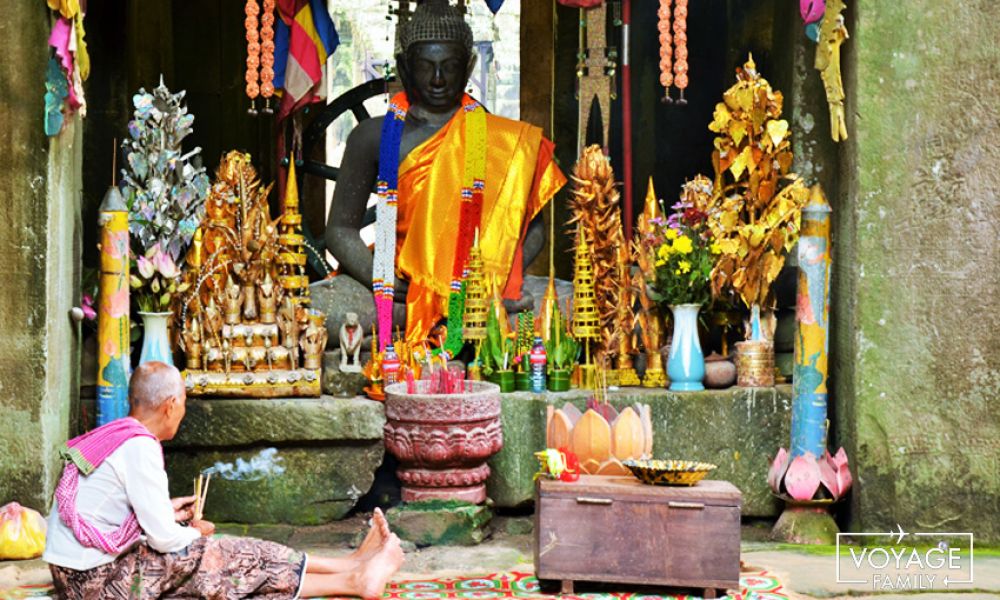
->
[[396, 0, 477, 113]]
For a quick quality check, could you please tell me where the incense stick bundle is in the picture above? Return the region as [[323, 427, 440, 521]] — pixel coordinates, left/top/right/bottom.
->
[[193, 473, 211, 521]]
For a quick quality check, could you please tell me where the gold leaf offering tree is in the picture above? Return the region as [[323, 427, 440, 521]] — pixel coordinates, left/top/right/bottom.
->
[[568, 145, 629, 367], [704, 55, 809, 339], [702, 56, 809, 385], [176, 152, 326, 397]]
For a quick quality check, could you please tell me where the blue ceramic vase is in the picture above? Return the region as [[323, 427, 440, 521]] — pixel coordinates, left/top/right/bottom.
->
[[139, 311, 174, 366], [667, 303, 705, 391]]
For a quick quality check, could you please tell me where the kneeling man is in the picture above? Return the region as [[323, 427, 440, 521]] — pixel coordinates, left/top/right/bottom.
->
[[44, 361, 403, 599]]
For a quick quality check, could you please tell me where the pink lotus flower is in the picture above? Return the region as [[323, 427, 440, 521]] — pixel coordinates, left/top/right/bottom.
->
[[154, 250, 178, 279], [768, 447, 853, 501], [137, 254, 155, 279]]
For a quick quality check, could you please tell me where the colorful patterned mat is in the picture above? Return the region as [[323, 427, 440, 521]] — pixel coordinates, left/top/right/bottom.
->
[[1, 570, 788, 600]]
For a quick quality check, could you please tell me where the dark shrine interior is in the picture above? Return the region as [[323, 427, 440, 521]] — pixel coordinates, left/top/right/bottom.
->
[[81, 0, 799, 289]]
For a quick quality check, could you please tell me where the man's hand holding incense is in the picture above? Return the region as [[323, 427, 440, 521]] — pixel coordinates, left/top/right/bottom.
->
[[171, 495, 197, 522], [190, 519, 216, 537]]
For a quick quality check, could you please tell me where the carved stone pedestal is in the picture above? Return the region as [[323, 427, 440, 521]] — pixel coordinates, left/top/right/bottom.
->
[[384, 381, 504, 504]]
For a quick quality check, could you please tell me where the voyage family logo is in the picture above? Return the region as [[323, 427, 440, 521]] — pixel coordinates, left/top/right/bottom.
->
[[836, 525, 974, 591]]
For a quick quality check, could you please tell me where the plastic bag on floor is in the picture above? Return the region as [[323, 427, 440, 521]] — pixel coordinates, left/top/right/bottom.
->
[[0, 502, 47, 560]]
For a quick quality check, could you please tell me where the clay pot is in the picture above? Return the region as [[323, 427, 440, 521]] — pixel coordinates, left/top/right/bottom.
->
[[704, 352, 737, 389], [383, 381, 503, 504]]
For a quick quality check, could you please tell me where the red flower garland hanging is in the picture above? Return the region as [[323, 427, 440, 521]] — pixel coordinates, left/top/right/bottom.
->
[[260, 0, 276, 114], [673, 0, 688, 104], [658, 0, 673, 102], [245, 0, 261, 115]]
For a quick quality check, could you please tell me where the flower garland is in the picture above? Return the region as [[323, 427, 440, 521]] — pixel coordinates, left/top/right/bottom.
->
[[373, 92, 487, 358], [673, 0, 689, 103], [260, 0, 276, 114], [657, 0, 673, 100], [657, 0, 689, 104], [245, 0, 260, 114]]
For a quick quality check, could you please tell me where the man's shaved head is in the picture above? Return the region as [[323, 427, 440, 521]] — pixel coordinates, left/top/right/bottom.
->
[[129, 361, 185, 414]]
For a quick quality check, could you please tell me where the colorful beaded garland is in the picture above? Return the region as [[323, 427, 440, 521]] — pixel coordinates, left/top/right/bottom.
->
[[374, 92, 486, 358]]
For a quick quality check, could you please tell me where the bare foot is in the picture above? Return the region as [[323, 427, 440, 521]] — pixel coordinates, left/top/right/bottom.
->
[[352, 508, 389, 561], [356, 533, 404, 600]]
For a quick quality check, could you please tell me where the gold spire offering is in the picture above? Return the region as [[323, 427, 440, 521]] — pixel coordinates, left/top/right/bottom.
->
[[174, 151, 326, 398], [278, 159, 310, 306], [572, 229, 600, 388], [462, 230, 488, 343], [614, 242, 641, 386], [635, 178, 667, 388]]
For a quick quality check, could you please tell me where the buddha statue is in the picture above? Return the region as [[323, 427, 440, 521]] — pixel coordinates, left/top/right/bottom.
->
[[324, 0, 566, 348]]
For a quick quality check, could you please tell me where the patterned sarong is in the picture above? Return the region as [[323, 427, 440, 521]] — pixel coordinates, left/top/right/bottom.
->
[[48, 536, 306, 599]]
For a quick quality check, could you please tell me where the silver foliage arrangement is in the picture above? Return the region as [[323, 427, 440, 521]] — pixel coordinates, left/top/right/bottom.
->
[[121, 78, 210, 261]]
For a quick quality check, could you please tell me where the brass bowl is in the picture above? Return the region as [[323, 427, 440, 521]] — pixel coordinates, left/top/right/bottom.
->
[[623, 459, 717, 486]]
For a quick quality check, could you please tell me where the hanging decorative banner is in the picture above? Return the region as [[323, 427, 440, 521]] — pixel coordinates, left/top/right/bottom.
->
[[815, 0, 848, 141], [576, 3, 614, 153]]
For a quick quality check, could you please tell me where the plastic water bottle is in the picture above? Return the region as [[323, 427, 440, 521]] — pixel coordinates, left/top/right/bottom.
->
[[383, 344, 401, 386], [529, 336, 547, 393]]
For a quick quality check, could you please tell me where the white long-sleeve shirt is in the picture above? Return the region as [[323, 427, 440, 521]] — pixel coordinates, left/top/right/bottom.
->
[[43, 436, 200, 570]]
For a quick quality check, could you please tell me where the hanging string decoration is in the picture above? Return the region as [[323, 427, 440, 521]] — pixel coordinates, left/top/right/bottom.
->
[[657, 0, 673, 102], [245, 0, 261, 115], [657, 0, 689, 104], [260, 0, 276, 114], [672, 0, 688, 104]]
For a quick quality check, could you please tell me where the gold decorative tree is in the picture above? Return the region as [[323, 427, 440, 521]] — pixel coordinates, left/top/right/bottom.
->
[[634, 178, 667, 388], [568, 145, 628, 365], [572, 230, 600, 389], [705, 55, 809, 339], [175, 152, 325, 398]]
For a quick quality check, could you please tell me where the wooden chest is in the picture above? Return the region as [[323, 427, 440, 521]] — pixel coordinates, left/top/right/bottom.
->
[[534, 475, 741, 597]]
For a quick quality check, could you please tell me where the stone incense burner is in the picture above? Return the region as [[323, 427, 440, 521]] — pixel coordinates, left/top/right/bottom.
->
[[383, 381, 503, 504]]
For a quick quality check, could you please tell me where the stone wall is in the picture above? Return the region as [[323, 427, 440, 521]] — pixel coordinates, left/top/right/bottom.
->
[[164, 397, 386, 525], [0, 2, 82, 511], [836, 2, 1000, 542], [488, 386, 791, 517]]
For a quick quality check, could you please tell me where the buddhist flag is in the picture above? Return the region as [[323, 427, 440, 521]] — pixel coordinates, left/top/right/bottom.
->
[[274, 0, 339, 121]]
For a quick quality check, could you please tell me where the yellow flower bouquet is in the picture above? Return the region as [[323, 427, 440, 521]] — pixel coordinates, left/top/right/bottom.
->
[[644, 179, 719, 308]]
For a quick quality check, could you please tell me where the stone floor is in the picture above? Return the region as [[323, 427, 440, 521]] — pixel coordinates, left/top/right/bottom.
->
[[3, 519, 998, 599]]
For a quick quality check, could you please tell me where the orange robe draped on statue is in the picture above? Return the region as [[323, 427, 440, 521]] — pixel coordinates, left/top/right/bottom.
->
[[396, 110, 566, 344]]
